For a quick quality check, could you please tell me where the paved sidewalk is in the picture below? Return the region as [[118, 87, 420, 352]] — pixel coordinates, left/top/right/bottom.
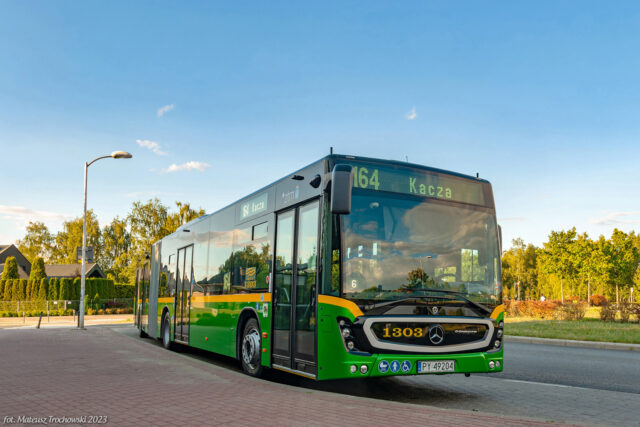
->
[[0, 326, 579, 427], [0, 314, 132, 329]]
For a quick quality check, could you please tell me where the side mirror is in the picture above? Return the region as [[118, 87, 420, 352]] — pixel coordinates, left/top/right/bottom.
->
[[330, 164, 353, 214]]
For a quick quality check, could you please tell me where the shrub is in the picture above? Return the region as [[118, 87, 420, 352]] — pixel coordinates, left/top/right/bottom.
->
[[590, 294, 607, 307], [11, 280, 21, 301], [37, 278, 48, 301], [557, 301, 587, 320], [71, 278, 80, 300], [1, 257, 19, 280], [87, 308, 97, 315], [48, 278, 59, 301], [0, 279, 5, 300], [58, 278, 70, 301], [616, 303, 633, 323], [114, 284, 135, 298], [97, 309, 105, 315], [600, 304, 617, 322]]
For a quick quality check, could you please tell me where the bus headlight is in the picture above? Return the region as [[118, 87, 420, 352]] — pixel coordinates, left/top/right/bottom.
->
[[338, 317, 361, 353]]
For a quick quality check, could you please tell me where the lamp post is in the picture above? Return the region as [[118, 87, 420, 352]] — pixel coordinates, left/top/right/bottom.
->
[[78, 151, 132, 329]]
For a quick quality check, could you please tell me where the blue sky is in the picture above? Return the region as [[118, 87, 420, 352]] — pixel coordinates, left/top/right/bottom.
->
[[1, 1, 639, 248]]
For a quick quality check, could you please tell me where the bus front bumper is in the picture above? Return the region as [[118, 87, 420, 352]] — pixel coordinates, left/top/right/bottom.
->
[[336, 348, 503, 379]]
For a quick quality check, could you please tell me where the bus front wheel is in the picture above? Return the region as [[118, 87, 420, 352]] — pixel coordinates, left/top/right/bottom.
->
[[240, 318, 263, 377], [162, 312, 173, 350]]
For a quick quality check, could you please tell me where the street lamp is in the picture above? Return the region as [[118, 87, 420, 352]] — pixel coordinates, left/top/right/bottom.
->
[[78, 151, 132, 329]]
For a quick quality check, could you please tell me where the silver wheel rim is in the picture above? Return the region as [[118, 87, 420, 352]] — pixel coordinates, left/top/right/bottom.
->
[[242, 328, 260, 370]]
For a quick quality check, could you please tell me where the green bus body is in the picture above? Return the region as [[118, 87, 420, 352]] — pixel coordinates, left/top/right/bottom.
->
[[135, 154, 504, 380]]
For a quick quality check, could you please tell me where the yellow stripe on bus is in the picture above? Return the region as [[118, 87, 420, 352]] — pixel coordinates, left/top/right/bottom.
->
[[490, 304, 505, 320], [318, 295, 363, 318], [191, 293, 272, 303]]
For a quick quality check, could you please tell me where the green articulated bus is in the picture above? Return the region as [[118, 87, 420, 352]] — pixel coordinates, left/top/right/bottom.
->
[[135, 154, 504, 380]]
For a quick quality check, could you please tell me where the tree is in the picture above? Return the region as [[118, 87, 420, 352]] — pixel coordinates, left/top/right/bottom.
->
[[574, 233, 611, 302], [1, 256, 19, 280], [125, 199, 205, 283], [501, 239, 538, 299], [51, 210, 101, 264], [29, 257, 47, 281], [163, 202, 205, 235], [540, 228, 577, 302], [101, 216, 131, 283], [608, 229, 638, 303], [16, 221, 54, 263], [3, 279, 12, 300]]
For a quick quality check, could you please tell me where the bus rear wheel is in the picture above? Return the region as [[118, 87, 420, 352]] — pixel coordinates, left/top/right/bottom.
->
[[161, 312, 173, 350], [240, 318, 263, 377]]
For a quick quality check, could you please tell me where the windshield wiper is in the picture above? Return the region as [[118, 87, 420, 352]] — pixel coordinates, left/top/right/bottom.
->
[[360, 291, 491, 317], [411, 288, 492, 316]]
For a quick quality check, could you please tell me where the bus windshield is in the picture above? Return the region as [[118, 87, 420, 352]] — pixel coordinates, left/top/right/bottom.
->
[[340, 191, 501, 306]]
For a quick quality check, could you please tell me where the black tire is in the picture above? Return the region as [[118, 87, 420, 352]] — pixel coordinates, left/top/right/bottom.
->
[[161, 312, 173, 350], [240, 318, 263, 377]]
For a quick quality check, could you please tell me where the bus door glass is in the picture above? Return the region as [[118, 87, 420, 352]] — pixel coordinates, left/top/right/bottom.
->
[[273, 200, 319, 374], [175, 245, 193, 343]]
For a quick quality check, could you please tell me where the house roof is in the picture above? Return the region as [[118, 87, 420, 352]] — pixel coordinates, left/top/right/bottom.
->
[[45, 263, 105, 278]]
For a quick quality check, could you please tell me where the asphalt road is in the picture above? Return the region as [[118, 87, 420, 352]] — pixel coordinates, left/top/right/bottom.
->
[[120, 327, 640, 426], [486, 342, 640, 394]]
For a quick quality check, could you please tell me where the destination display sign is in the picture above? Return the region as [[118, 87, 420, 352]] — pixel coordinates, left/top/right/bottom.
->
[[346, 162, 486, 206], [240, 192, 268, 220]]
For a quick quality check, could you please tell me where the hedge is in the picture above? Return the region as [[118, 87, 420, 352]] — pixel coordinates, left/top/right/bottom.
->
[[0, 277, 125, 302]]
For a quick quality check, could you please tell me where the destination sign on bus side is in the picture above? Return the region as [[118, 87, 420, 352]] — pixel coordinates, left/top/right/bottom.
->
[[349, 163, 485, 206]]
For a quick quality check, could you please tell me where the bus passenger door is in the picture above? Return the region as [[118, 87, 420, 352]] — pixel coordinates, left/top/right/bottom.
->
[[175, 245, 193, 344], [272, 200, 319, 377]]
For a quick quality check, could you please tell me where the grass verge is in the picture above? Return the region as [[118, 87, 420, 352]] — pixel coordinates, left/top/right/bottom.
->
[[506, 316, 640, 344]]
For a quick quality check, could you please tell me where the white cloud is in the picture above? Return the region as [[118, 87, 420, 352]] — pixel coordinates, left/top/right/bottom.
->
[[157, 104, 175, 117], [0, 205, 72, 243], [406, 107, 417, 120], [0, 205, 71, 222], [136, 139, 167, 156], [589, 211, 640, 226], [162, 161, 211, 173]]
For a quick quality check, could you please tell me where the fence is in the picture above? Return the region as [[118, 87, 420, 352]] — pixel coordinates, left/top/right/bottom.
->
[[0, 298, 135, 317]]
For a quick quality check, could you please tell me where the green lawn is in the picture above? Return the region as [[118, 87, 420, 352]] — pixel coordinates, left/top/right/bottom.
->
[[506, 316, 640, 344]]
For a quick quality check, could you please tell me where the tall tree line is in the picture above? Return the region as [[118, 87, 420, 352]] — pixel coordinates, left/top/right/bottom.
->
[[502, 228, 640, 302], [15, 199, 204, 284]]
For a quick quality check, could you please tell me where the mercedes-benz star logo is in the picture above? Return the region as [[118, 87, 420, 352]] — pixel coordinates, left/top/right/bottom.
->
[[428, 324, 445, 345], [431, 306, 439, 315]]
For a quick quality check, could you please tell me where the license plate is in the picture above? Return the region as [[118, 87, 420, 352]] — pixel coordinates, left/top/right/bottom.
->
[[417, 360, 456, 373]]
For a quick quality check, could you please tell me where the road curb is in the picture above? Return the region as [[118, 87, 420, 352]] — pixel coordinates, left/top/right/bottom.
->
[[506, 335, 640, 352]]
